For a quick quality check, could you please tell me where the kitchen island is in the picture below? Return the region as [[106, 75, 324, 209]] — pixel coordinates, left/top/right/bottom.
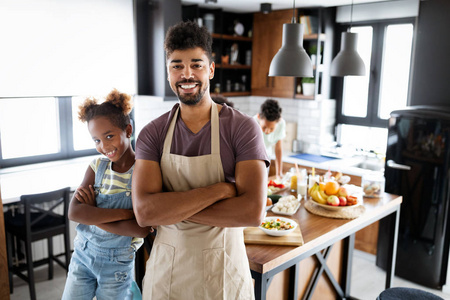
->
[[247, 192, 401, 300]]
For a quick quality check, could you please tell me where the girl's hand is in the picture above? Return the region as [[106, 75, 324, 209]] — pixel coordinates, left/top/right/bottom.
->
[[75, 185, 96, 206]]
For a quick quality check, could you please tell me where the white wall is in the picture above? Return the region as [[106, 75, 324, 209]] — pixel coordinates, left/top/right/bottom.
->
[[0, 0, 137, 97]]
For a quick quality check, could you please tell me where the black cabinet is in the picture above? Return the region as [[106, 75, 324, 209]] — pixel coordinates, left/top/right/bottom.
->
[[182, 5, 253, 97]]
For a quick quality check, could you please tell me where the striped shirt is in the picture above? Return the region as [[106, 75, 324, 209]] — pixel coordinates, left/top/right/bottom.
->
[[90, 158, 133, 194]]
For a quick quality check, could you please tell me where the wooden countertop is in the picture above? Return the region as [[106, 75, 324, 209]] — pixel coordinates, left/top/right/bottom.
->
[[246, 193, 402, 274]]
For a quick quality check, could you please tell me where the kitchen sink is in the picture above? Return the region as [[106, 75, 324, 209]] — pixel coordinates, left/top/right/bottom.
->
[[352, 160, 384, 172]]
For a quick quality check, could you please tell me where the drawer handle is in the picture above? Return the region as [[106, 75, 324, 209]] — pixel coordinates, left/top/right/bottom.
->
[[387, 160, 411, 171]]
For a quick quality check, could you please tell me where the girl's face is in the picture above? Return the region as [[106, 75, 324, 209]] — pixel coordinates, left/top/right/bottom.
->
[[88, 116, 132, 163]]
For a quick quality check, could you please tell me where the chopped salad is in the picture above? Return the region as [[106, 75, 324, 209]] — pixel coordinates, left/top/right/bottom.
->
[[260, 218, 294, 231]]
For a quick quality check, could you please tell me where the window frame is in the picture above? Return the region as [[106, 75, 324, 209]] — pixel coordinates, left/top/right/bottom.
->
[[0, 96, 98, 169], [335, 17, 416, 129]]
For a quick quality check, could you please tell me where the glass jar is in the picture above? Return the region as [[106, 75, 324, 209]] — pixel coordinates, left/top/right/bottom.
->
[[362, 172, 385, 198]]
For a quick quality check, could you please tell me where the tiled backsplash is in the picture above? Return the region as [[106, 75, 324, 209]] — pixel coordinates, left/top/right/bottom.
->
[[134, 95, 336, 153]]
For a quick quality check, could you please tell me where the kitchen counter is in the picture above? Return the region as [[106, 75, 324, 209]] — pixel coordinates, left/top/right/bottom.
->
[[281, 152, 384, 177], [247, 192, 402, 299]]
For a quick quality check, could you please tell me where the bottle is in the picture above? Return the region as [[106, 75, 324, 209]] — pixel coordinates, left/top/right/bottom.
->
[[290, 174, 298, 192]]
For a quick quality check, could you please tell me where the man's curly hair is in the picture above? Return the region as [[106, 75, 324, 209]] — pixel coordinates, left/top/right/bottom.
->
[[259, 99, 282, 122], [164, 21, 213, 63]]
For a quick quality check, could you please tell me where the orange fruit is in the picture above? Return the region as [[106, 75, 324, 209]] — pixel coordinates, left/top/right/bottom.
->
[[325, 181, 340, 195], [319, 182, 326, 191]]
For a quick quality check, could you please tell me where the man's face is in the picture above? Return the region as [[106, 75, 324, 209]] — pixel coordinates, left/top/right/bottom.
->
[[167, 47, 214, 106]]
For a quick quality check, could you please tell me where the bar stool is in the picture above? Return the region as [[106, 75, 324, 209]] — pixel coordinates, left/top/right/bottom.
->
[[4, 187, 71, 300], [377, 287, 444, 300]]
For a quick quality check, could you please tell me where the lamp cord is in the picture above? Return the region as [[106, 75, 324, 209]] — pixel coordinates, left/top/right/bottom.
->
[[292, 0, 296, 23], [350, 0, 354, 29]]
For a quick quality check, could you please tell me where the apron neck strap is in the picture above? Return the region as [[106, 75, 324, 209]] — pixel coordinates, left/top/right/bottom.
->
[[163, 103, 220, 154]]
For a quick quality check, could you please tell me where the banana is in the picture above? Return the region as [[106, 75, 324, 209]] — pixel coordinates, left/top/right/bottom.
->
[[308, 182, 318, 195], [318, 189, 329, 201], [308, 183, 317, 195], [311, 189, 320, 202], [314, 189, 328, 204]]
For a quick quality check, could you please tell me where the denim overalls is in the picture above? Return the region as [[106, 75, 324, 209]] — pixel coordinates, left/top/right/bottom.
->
[[62, 159, 136, 300]]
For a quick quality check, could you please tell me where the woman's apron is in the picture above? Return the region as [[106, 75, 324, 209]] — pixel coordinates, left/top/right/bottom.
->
[[142, 103, 254, 300]]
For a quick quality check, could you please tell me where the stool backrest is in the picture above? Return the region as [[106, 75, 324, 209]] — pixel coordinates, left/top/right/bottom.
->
[[20, 187, 71, 233]]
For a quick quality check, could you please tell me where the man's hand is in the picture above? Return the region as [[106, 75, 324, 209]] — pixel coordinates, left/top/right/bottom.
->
[[74, 185, 96, 206]]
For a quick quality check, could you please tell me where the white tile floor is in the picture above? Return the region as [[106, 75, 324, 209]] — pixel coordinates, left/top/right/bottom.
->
[[8, 250, 450, 300]]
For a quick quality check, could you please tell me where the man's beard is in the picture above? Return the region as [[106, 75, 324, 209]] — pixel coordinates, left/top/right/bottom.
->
[[175, 80, 209, 106]]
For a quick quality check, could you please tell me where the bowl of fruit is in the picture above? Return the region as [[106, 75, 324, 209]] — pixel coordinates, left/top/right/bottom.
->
[[259, 216, 297, 237], [309, 181, 361, 211]]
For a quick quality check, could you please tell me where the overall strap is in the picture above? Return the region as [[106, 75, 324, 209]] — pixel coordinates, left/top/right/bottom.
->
[[94, 159, 109, 189]]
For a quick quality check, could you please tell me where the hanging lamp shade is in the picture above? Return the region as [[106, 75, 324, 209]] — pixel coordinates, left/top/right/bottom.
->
[[330, 32, 365, 76], [269, 23, 313, 77]]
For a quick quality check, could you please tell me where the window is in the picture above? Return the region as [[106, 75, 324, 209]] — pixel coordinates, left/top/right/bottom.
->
[[71, 96, 97, 151], [0, 98, 60, 159], [0, 97, 98, 168], [336, 19, 414, 152]]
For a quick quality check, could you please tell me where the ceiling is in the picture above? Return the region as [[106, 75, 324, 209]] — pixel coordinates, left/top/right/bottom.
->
[[181, 0, 391, 13]]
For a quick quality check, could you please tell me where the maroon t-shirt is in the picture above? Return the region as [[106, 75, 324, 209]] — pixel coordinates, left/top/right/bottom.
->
[[135, 103, 270, 183]]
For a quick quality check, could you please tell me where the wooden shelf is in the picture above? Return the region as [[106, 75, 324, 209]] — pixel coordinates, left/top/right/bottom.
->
[[221, 91, 251, 97], [304, 33, 326, 41], [294, 94, 315, 100], [215, 64, 251, 69], [211, 33, 252, 42]]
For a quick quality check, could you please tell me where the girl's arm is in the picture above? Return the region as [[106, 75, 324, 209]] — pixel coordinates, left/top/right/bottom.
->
[[96, 220, 153, 238], [68, 165, 134, 225]]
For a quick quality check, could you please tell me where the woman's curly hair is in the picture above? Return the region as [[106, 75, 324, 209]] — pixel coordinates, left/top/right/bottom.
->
[[259, 99, 282, 122], [78, 89, 133, 130], [164, 21, 213, 63]]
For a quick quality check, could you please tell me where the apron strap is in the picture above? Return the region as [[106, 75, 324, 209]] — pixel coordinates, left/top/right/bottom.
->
[[162, 108, 178, 155], [210, 103, 220, 155], [163, 103, 220, 155]]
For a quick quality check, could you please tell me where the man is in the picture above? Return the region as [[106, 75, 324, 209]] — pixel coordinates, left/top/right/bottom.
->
[[132, 21, 269, 300], [254, 99, 286, 179]]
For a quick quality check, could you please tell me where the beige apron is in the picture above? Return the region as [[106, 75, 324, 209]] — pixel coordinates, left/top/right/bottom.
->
[[142, 103, 254, 300]]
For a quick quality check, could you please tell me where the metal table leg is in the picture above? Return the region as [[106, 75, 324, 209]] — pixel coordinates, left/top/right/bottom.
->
[[385, 207, 400, 289], [288, 262, 299, 299]]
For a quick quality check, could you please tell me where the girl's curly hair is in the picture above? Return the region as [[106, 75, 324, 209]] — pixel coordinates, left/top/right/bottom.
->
[[164, 21, 213, 63], [78, 89, 133, 130], [259, 99, 282, 122]]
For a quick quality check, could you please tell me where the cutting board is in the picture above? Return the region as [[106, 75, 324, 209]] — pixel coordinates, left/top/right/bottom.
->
[[244, 223, 304, 246]]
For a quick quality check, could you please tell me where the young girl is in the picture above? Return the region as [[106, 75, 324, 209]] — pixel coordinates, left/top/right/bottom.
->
[[62, 89, 151, 300]]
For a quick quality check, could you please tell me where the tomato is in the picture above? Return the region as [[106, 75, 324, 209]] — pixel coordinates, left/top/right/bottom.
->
[[346, 195, 358, 205]]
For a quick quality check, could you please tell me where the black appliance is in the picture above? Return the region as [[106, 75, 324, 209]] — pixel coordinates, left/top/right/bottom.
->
[[377, 106, 450, 289]]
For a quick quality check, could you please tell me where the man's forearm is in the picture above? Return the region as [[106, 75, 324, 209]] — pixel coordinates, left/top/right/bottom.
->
[[186, 194, 265, 228], [133, 182, 236, 227]]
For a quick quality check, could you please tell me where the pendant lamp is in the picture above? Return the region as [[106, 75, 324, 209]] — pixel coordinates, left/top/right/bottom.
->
[[268, 0, 313, 77], [330, 0, 365, 76]]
